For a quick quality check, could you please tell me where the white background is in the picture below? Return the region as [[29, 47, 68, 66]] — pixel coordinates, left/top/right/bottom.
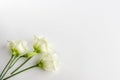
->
[[0, 0, 120, 80]]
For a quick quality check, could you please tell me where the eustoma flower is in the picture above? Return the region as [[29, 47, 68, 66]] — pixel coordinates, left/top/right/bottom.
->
[[9, 40, 28, 56], [33, 36, 51, 53], [38, 53, 59, 71]]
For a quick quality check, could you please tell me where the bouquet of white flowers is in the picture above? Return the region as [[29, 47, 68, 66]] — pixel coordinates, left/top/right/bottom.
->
[[0, 36, 59, 80]]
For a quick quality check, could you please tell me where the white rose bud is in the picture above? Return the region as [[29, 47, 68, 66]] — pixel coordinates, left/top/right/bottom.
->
[[33, 36, 52, 53], [8, 40, 28, 56], [38, 53, 59, 71]]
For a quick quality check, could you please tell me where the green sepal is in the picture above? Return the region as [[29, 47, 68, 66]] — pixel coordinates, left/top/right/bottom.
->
[[23, 52, 37, 58]]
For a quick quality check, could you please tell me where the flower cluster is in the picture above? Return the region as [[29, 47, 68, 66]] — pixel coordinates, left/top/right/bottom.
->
[[0, 36, 59, 80]]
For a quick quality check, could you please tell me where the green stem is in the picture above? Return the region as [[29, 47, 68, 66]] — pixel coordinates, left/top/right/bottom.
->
[[3, 65, 37, 80], [9, 56, 22, 68], [11, 57, 31, 74], [0, 56, 17, 79], [0, 55, 14, 78]]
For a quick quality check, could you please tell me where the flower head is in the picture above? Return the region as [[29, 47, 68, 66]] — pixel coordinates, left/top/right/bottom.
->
[[8, 40, 28, 56], [33, 36, 51, 53], [38, 53, 59, 71]]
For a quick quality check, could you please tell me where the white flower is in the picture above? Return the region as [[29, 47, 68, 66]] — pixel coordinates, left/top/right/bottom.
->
[[38, 53, 59, 71], [8, 40, 28, 56], [33, 36, 52, 53]]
